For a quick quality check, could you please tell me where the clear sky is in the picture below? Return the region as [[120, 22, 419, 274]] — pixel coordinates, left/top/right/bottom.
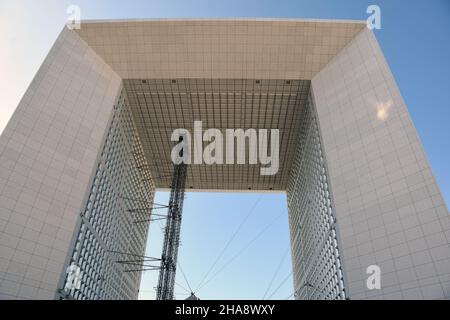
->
[[0, 0, 449, 299], [140, 192, 291, 300]]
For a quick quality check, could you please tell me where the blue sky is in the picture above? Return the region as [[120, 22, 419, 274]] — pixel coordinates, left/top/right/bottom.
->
[[0, 0, 449, 299], [140, 192, 291, 300]]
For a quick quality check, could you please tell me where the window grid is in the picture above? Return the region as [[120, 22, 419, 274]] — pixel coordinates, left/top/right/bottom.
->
[[60, 89, 155, 300], [287, 92, 346, 300], [124, 78, 310, 191]]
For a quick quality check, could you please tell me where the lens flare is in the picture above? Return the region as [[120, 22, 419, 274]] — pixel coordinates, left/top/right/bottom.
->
[[372, 99, 393, 121]]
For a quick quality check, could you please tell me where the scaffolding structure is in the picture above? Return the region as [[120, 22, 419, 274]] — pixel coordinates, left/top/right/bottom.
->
[[156, 160, 187, 300]]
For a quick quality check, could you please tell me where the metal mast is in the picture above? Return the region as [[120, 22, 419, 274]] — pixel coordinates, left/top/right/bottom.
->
[[156, 138, 187, 300]]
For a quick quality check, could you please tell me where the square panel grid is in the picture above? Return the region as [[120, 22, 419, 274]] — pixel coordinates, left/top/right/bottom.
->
[[75, 19, 365, 80], [123, 79, 310, 191]]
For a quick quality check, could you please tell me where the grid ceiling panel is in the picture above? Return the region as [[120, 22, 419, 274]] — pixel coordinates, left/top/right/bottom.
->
[[75, 19, 365, 80], [124, 78, 310, 191]]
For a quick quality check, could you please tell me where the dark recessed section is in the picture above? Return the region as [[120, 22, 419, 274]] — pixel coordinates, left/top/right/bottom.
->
[[269, 188, 273, 190], [286, 80, 291, 84], [123, 78, 311, 190], [141, 79, 147, 84]]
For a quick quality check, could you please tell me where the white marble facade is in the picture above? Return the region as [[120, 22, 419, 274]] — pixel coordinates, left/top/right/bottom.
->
[[0, 19, 448, 299]]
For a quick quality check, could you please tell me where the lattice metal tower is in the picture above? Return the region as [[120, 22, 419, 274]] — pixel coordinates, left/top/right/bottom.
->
[[156, 140, 187, 300]]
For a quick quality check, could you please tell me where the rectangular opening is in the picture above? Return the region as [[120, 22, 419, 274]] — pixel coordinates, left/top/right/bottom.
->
[[139, 191, 292, 300]]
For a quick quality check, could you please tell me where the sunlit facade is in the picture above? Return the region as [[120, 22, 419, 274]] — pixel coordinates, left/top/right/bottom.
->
[[0, 19, 448, 300]]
